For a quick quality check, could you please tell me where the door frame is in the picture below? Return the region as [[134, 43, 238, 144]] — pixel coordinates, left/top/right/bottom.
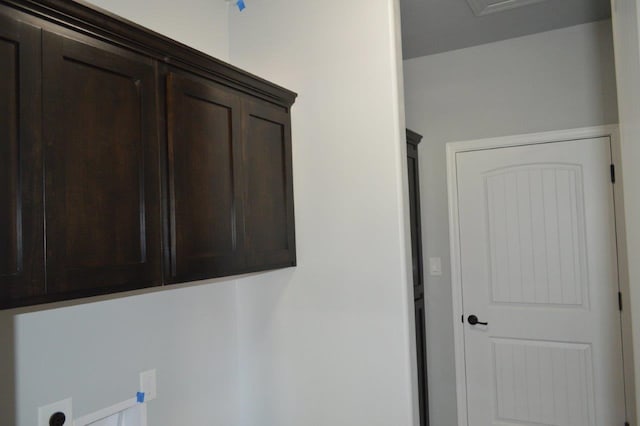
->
[[446, 125, 635, 426]]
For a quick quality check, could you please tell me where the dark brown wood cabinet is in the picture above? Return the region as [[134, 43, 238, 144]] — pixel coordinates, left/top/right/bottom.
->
[[241, 97, 296, 270], [165, 71, 296, 282], [166, 71, 244, 281], [42, 31, 163, 297], [407, 129, 429, 426], [0, 14, 44, 304], [0, 0, 296, 309]]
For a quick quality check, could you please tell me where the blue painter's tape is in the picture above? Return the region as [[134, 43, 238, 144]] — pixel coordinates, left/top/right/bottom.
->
[[237, 0, 246, 11], [137, 392, 145, 403]]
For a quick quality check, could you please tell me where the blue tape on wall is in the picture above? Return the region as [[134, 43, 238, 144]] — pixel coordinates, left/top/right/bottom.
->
[[237, 0, 246, 11], [137, 392, 145, 403]]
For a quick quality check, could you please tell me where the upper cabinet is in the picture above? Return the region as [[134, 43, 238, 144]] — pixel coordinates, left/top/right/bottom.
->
[[165, 70, 296, 283], [0, 0, 297, 309]]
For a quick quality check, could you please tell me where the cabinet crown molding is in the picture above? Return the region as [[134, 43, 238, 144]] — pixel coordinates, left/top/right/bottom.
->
[[1, 0, 298, 107]]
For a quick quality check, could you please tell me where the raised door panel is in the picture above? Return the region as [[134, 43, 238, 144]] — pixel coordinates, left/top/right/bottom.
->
[[407, 141, 424, 297], [0, 38, 18, 278], [43, 31, 161, 296], [242, 98, 296, 270], [0, 15, 43, 308], [408, 155, 420, 286], [166, 72, 244, 281], [415, 298, 430, 426]]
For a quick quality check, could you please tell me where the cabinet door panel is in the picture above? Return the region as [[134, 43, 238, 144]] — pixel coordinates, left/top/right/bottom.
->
[[415, 298, 430, 426], [166, 72, 244, 281], [407, 135, 424, 297], [242, 98, 296, 269], [43, 32, 161, 295], [0, 33, 20, 277], [0, 16, 43, 307]]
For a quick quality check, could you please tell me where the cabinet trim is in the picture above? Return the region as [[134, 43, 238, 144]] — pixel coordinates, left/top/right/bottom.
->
[[0, 0, 297, 107]]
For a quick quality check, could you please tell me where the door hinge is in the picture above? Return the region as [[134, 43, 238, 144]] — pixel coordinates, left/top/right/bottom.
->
[[611, 164, 616, 183], [461, 314, 464, 324], [619, 292, 623, 311]]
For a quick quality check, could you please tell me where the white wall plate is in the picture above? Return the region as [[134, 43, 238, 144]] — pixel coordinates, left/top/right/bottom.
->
[[38, 398, 72, 426]]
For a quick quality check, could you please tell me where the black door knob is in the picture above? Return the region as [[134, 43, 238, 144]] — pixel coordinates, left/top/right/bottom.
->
[[467, 315, 488, 326]]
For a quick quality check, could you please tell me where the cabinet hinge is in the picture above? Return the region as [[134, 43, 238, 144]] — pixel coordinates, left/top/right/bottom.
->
[[611, 164, 616, 183], [619, 292, 623, 311]]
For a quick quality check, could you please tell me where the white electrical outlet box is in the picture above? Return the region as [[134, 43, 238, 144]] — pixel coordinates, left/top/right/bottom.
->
[[140, 369, 157, 401], [38, 398, 72, 426]]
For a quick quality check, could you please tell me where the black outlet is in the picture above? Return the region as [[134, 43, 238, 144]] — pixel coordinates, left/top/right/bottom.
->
[[49, 411, 66, 426]]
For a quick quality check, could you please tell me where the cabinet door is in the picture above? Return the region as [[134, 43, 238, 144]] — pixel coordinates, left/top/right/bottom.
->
[[407, 135, 424, 298], [166, 72, 244, 281], [43, 31, 162, 296], [0, 15, 43, 308], [241, 98, 296, 270]]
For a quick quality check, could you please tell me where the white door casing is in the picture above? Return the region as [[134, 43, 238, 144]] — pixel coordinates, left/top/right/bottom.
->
[[610, 0, 640, 421], [447, 126, 628, 426]]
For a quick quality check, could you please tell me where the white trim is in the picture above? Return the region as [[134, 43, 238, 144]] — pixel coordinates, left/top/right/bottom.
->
[[446, 124, 632, 426], [611, 0, 640, 420], [446, 132, 468, 426], [610, 128, 638, 425], [466, 0, 550, 16], [446, 124, 618, 154]]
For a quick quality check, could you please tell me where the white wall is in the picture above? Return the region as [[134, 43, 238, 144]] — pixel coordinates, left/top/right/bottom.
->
[[11, 283, 239, 426], [403, 20, 619, 426], [228, 1, 416, 425], [87, 0, 229, 59], [0, 2, 238, 426]]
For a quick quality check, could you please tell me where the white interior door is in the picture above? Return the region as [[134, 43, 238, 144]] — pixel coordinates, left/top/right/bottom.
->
[[455, 137, 626, 425]]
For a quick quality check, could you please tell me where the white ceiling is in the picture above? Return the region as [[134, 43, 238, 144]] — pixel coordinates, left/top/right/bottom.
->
[[400, 0, 611, 59]]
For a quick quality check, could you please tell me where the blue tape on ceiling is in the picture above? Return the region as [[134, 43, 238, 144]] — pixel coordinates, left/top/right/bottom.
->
[[237, 0, 246, 11]]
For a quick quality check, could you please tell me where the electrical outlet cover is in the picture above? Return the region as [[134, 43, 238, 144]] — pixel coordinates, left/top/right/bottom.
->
[[38, 398, 72, 426], [140, 369, 157, 401], [429, 257, 442, 276]]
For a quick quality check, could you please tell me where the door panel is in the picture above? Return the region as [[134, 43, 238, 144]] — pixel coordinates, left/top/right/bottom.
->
[[43, 31, 161, 295], [415, 298, 430, 426], [166, 72, 244, 281], [0, 16, 43, 307], [0, 37, 19, 277], [491, 338, 594, 425], [485, 164, 587, 306], [407, 137, 425, 297], [242, 97, 296, 269], [456, 138, 625, 425]]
